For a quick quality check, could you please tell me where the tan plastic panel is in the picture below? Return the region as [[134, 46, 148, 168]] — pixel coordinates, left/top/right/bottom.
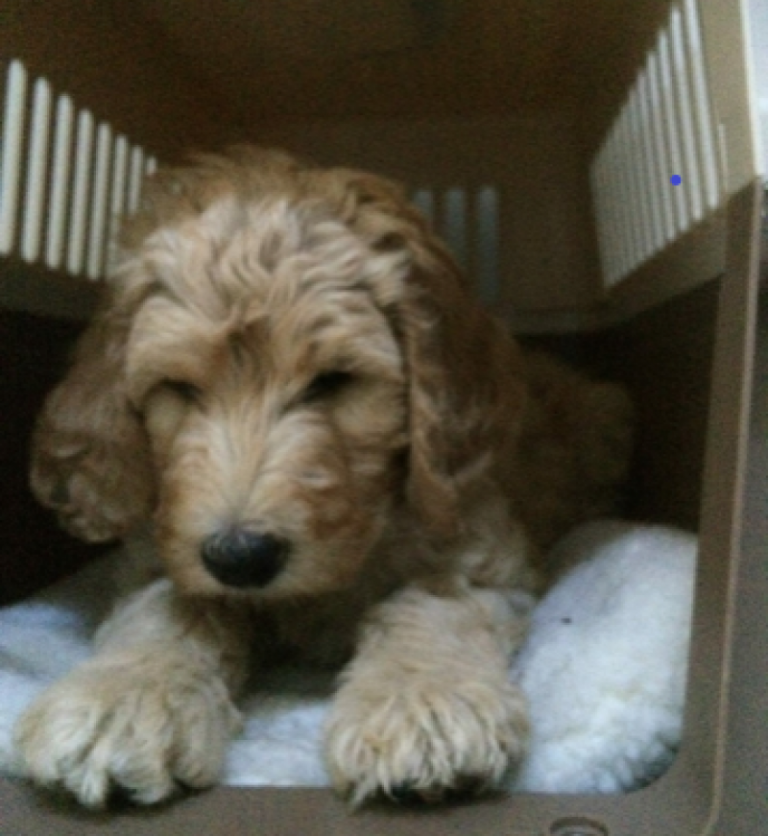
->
[[595, 206, 727, 325], [0, 0, 235, 161], [0, 257, 101, 319], [719, 224, 768, 834], [133, 0, 586, 120], [699, 0, 764, 191], [135, 0, 440, 65]]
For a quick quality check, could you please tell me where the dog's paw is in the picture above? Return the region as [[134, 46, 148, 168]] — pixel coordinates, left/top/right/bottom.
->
[[14, 658, 241, 808], [324, 675, 529, 806]]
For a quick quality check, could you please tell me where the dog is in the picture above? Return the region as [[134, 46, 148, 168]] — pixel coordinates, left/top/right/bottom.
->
[[14, 147, 633, 808]]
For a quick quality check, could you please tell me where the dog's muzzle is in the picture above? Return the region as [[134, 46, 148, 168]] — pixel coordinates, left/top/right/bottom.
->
[[201, 528, 289, 588]]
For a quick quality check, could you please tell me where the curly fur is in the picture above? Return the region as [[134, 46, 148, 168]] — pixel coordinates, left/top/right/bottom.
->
[[16, 146, 633, 808]]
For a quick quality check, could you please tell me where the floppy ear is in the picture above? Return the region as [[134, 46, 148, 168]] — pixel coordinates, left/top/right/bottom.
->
[[334, 171, 528, 541], [30, 294, 155, 542], [395, 255, 528, 541]]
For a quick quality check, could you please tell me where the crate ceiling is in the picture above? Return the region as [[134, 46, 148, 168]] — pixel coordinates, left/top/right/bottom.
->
[[131, 0, 643, 120]]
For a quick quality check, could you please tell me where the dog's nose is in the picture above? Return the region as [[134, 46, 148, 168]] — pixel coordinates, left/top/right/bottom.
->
[[201, 528, 289, 588]]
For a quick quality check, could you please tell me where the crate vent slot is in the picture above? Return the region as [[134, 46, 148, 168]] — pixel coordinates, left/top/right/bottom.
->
[[128, 147, 146, 215], [107, 135, 130, 266], [66, 108, 94, 276], [442, 187, 468, 269], [22, 77, 52, 263], [590, 0, 723, 288], [87, 122, 113, 279], [411, 184, 500, 305], [0, 60, 27, 256], [411, 188, 435, 223], [474, 185, 500, 305], [46, 93, 75, 270], [0, 59, 157, 279]]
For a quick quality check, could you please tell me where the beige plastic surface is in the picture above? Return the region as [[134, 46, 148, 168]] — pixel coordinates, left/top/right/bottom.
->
[[1, 0, 767, 833], [699, 0, 765, 189]]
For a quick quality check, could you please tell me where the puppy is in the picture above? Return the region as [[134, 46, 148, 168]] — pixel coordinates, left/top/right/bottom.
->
[[15, 147, 633, 808]]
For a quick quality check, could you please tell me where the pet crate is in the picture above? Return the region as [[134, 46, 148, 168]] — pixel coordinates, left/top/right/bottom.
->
[[1, 0, 766, 833]]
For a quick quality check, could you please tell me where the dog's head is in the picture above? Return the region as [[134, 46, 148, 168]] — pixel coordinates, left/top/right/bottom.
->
[[34, 148, 525, 599]]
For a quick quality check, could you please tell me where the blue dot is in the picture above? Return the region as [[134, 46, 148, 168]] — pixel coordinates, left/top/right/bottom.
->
[[670, 175, 682, 185]]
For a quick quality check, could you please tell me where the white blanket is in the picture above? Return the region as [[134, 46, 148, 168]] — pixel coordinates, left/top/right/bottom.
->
[[0, 520, 696, 794]]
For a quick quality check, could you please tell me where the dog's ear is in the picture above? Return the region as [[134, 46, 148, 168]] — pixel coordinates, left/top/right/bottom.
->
[[394, 255, 527, 541], [335, 171, 527, 541], [30, 295, 155, 542]]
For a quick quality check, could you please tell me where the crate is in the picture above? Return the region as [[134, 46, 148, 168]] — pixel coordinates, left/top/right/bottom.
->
[[1, 1, 766, 833]]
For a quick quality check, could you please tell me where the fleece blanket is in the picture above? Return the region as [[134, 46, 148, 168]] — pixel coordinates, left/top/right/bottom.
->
[[0, 520, 696, 795]]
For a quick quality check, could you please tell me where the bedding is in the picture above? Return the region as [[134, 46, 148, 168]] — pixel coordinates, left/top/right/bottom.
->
[[0, 520, 696, 796]]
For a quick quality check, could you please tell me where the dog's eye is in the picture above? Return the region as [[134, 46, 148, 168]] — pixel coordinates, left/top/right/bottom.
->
[[301, 371, 354, 403], [162, 380, 203, 403]]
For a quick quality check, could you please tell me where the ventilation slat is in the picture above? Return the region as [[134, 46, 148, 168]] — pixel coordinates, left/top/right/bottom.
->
[[22, 77, 53, 263], [610, 114, 631, 279], [670, 5, 703, 222], [442, 187, 468, 269], [411, 188, 435, 224], [617, 104, 640, 269], [410, 184, 501, 305], [46, 94, 75, 270], [67, 109, 94, 276], [474, 186, 500, 305], [87, 123, 113, 279], [128, 146, 146, 215], [591, 2, 723, 288], [0, 60, 28, 256], [1, 59, 157, 278], [682, 0, 721, 211], [626, 87, 650, 264], [602, 136, 623, 283], [658, 29, 689, 233], [637, 69, 665, 258], [647, 50, 675, 246], [107, 134, 130, 264]]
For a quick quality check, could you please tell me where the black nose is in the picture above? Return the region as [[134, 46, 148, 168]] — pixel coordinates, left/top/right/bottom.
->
[[201, 528, 289, 588]]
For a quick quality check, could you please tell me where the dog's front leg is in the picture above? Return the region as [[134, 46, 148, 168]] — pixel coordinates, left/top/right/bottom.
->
[[14, 579, 253, 808], [324, 584, 530, 805]]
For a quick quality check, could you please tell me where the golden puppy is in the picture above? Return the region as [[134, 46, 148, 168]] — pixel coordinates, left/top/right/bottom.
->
[[15, 147, 632, 808]]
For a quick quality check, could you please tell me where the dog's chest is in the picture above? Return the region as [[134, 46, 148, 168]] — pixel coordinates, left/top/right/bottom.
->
[[269, 595, 369, 669]]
